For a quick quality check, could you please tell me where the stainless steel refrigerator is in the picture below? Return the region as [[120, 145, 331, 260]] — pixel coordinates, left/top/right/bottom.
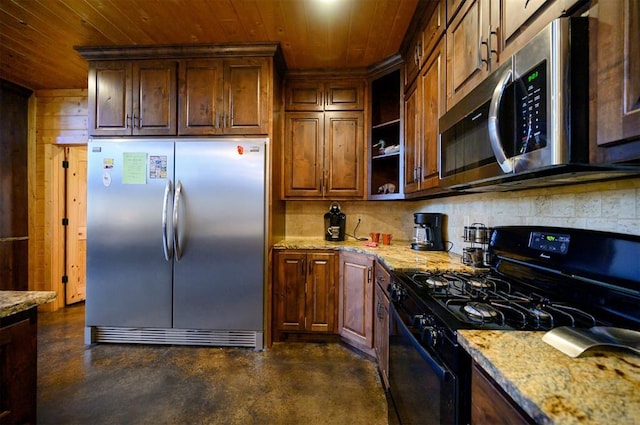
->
[[85, 139, 266, 349]]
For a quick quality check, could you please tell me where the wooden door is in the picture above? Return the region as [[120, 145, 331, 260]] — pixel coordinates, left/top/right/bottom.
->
[[324, 111, 365, 199], [306, 253, 337, 332], [273, 251, 306, 332], [339, 252, 374, 353], [65, 146, 87, 305], [88, 61, 131, 136], [419, 39, 446, 191], [404, 80, 420, 194], [179, 59, 224, 135], [132, 60, 177, 136], [283, 112, 324, 198], [223, 58, 269, 134]]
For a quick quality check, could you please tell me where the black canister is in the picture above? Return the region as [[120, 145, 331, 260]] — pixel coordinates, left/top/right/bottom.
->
[[324, 202, 346, 241]]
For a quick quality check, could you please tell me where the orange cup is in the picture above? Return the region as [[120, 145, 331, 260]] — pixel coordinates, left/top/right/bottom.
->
[[370, 232, 380, 243], [382, 233, 392, 245]]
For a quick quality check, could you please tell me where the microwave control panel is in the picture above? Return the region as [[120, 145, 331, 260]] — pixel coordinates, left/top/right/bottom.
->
[[515, 61, 547, 155]]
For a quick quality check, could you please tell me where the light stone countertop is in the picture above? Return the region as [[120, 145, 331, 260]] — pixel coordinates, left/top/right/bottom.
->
[[458, 330, 640, 425], [0, 290, 57, 318], [273, 237, 484, 273]]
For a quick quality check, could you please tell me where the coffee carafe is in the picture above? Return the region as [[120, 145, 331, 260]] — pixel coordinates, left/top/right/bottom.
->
[[411, 212, 444, 251]]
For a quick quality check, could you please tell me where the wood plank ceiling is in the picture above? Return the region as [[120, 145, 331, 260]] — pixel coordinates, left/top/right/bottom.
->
[[0, 0, 419, 90]]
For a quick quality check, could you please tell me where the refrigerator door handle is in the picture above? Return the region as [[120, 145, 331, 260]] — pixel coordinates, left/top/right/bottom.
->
[[162, 179, 173, 261], [173, 180, 183, 261]]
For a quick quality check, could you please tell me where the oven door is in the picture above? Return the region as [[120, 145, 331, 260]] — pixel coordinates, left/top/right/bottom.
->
[[388, 303, 457, 425]]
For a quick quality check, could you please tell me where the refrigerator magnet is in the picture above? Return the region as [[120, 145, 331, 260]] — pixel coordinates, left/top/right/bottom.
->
[[103, 172, 111, 187]]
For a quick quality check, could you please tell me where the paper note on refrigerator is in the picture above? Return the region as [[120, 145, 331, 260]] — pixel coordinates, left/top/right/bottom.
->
[[122, 152, 147, 184]]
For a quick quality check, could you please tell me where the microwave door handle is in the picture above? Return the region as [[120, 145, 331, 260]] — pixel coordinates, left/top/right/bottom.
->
[[488, 69, 514, 173]]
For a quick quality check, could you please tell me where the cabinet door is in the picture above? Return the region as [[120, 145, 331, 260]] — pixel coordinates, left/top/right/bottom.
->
[[179, 59, 224, 135], [88, 61, 131, 136], [223, 58, 269, 134], [592, 0, 640, 162], [0, 313, 37, 424], [404, 81, 421, 194], [471, 362, 532, 424], [419, 39, 446, 190], [283, 112, 324, 198], [404, 30, 423, 88], [339, 252, 374, 353], [502, 0, 553, 44], [421, 0, 446, 63], [306, 253, 337, 332], [273, 251, 306, 332], [132, 60, 177, 136], [446, 0, 491, 109], [324, 81, 366, 111], [374, 263, 390, 389], [324, 111, 365, 198], [285, 80, 324, 111]]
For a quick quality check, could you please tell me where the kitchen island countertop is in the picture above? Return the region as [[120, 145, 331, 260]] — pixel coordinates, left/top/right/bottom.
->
[[458, 329, 640, 425], [0, 290, 57, 318], [273, 238, 481, 272]]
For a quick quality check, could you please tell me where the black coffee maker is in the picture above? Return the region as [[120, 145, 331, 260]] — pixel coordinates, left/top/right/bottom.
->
[[411, 212, 445, 251], [324, 202, 346, 241]]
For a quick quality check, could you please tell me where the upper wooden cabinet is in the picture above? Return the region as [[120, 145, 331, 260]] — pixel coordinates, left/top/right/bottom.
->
[[283, 76, 366, 199], [404, 0, 446, 89], [283, 111, 365, 199], [88, 60, 177, 136], [285, 79, 365, 111], [179, 58, 269, 135], [590, 0, 640, 163], [78, 43, 281, 138], [446, 0, 500, 109], [405, 39, 446, 195]]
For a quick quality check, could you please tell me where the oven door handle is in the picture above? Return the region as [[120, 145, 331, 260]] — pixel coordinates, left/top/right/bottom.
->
[[391, 304, 454, 381], [488, 68, 514, 174]]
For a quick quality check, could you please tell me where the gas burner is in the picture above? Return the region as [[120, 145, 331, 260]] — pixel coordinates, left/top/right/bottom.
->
[[462, 302, 500, 323], [410, 273, 450, 290], [466, 277, 492, 290], [426, 275, 450, 289]]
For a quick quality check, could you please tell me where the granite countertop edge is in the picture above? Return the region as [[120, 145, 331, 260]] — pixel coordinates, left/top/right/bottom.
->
[[0, 291, 57, 318], [272, 238, 483, 273], [458, 329, 640, 425]]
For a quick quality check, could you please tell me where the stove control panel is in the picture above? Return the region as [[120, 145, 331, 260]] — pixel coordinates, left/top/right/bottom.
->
[[529, 231, 570, 254]]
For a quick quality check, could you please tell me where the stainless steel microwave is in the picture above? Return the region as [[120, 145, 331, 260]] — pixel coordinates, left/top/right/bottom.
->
[[439, 18, 593, 191]]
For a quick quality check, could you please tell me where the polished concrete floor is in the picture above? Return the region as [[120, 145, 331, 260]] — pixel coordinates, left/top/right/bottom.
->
[[37, 304, 389, 424]]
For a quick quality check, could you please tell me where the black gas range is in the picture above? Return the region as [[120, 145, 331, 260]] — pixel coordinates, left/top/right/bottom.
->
[[386, 226, 640, 425]]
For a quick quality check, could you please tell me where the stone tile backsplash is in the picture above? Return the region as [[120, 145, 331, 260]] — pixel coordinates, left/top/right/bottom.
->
[[285, 177, 640, 255]]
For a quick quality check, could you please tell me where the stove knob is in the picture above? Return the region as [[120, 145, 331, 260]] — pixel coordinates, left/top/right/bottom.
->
[[424, 326, 442, 348], [413, 314, 427, 328]]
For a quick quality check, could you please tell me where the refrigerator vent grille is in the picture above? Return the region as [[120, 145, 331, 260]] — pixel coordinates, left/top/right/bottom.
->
[[93, 326, 261, 348]]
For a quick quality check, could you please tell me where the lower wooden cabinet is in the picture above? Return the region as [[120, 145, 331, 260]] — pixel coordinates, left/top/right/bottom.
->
[[272, 250, 338, 338], [373, 262, 390, 388], [339, 252, 375, 355], [471, 362, 533, 425], [0, 309, 37, 424]]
